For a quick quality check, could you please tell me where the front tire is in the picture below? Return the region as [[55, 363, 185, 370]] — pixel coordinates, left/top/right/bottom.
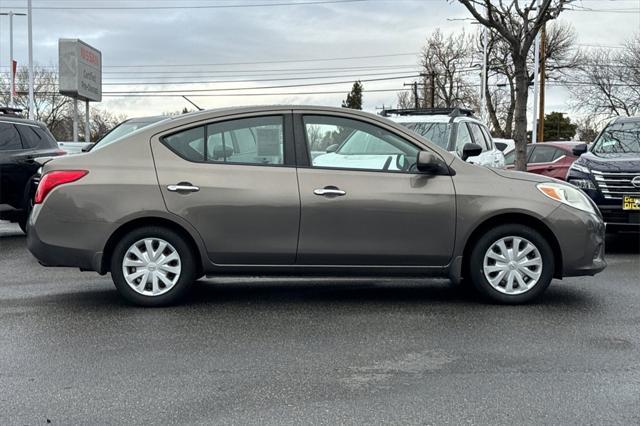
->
[[110, 226, 196, 306], [469, 224, 554, 304]]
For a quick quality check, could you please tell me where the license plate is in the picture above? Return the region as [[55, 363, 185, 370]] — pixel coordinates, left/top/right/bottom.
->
[[622, 195, 640, 210]]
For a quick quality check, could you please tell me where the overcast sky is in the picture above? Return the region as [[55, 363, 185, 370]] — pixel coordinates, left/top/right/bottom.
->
[[0, 0, 639, 126]]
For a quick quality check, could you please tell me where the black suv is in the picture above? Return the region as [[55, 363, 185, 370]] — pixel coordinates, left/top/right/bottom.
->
[[566, 116, 640, 232], [0, 109, 64, 232]]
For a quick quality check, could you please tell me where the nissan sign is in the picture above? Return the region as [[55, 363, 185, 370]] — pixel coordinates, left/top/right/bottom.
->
[[58, 39, 102, 102]]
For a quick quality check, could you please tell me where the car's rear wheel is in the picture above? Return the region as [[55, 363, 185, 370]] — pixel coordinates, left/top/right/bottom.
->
[[469, 224, 554, 304], [110, 226, 196, 306]]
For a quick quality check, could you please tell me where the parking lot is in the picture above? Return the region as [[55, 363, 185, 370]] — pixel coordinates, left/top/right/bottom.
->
[[0, 220, 638, 424]]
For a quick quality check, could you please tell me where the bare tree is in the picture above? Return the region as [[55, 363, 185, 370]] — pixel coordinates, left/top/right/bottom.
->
[[421, 29, 479, 109], [1, 65, 73, 139], [569, 35, 640, 118], [481, 21, 580, 138], [396, 91, 414, 109], [459, 0, 571, 171]]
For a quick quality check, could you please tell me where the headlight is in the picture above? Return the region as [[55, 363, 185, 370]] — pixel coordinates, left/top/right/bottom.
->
[[537, 182, 596, 215], [567, 178, 596, 190], [569, 162, 590, 174]]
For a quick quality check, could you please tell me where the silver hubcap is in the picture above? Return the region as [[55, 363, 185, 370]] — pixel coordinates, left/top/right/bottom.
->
[[483, 236, 543, 295], [122, 238, 181, 296]]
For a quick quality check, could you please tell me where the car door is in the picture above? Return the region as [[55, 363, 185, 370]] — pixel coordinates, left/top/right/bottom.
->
[[294, 112, 456, 266], [527, 145, 560, 177], [0, 122, 30, 208], [151, 113, 300, 265]]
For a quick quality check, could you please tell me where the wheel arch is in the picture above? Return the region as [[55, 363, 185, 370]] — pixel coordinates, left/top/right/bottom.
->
[[100, 216, 204, 276], [461, 212, 563, 280]]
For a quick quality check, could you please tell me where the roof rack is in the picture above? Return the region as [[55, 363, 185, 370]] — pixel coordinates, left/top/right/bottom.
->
[[0, 107, 24, 117], [380, 107, 475, 118]]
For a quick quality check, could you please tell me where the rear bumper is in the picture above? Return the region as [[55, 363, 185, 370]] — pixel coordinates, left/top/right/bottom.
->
[[545, 205, 607, 278], [27, 220, 99, 271]]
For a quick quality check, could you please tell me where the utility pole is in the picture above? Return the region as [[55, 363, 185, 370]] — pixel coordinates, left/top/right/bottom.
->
[[0, 11, 27, 108], [27, 0, 34, 120], [537, 22, 547, 142], [430, 71, 436, 108], [403, 82, 419, 108]]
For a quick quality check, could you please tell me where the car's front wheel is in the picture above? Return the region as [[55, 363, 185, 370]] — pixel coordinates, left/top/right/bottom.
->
[[110, 226, 196, 306], [469, 224, 554, 304]]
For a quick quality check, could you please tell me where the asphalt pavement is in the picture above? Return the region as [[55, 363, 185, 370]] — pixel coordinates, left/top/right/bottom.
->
[[1, 221, 639, 425]]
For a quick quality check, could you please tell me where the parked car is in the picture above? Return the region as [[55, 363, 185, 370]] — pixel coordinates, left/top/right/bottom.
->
[[0, 109, 65, 232], [566, 116, 640, 232], [381, 108, 505, 168], [58, 141, 92, 154], [504, 141, 582, 180], [28, 106, 605, 306], [87, 115, 168, 152]]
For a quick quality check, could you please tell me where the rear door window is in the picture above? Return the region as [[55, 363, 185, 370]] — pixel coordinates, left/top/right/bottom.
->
[[529, 145, 557, 164], [0, 122, 23, 151]]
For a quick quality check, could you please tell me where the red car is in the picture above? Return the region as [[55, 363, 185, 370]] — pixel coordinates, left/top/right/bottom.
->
[[504, 141, 582, 180]]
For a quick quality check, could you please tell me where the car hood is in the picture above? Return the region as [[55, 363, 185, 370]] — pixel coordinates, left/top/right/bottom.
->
[[574, 151, 640, 173], [488, 167, 553, 183]]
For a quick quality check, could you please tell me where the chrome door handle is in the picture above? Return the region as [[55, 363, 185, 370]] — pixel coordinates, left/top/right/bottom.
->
[[313, 188, 346, 196], [167, 184, 200, 192]]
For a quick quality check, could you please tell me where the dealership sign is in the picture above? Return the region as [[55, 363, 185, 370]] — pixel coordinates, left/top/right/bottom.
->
[[58, 39, 102, 102]]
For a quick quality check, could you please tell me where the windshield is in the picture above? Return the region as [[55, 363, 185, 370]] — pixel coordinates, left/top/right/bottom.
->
[[592, 121, 640, 154], [399, 122, 451, 149], [92, 117, 166, 150]]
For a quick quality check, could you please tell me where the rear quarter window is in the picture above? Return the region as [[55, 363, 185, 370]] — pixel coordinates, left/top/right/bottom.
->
[[16, 124, 57, 149]]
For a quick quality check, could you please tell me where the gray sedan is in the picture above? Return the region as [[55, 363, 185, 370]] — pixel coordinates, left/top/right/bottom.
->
[[27, 106, 606, 306]]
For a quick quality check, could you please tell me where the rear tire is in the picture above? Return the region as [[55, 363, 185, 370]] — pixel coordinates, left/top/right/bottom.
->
[[469, 224, 554, 304], [110, 226, 196, 306]]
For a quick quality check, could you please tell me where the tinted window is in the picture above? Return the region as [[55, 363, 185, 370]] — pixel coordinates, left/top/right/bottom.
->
[[16, 124, 56, 149], [163, 116, 284, 165], [455, 123, 472, 152], [163, 126, 205, 162], [529, 145, 557, 164], [401, 122, 451, 149], [304, 115, 420, 172], [0, 123, 22, 151], [469, 124, 488, 151], [505, 145, 533, 166], [552, 147, 567, 160], [206, 116, 283, 165]]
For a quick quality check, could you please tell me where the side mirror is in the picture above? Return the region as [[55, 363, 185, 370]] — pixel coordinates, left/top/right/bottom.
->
[[326, 144, 339, 153], [461, 143, 483, 161], [572, 143, 588, 156], [416, 151, 445, 174]]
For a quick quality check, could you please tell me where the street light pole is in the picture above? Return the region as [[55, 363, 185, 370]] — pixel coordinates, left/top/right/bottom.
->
[[27, 0, 34, 120], [0, 11, 26, 108]]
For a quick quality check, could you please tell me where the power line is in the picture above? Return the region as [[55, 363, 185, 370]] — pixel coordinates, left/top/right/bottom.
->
[[0, 0, 370, 10]]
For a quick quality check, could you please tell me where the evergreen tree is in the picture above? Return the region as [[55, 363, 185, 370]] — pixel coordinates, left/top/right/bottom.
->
[[543, 112, 577, 141], [341, 81, 363, 110]]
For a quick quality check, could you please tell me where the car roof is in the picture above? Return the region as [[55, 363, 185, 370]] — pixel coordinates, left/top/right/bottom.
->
[[386, 114, 483, 125], [124, 115, 168, 124], [611, 116, 640, 124], [0, 114, 48, 128]]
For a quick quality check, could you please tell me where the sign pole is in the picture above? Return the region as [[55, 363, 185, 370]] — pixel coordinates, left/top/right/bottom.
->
[[9, 12, 14, 108], [27, 0, 34, 120], [85, 100, 90, 143], [73, 99, 78, 142]]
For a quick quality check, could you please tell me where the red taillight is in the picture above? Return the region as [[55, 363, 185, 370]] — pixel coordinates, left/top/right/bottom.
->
[[34, 170, 88, 204]]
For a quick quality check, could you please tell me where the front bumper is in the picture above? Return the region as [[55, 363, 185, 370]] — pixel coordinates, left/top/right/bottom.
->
[[545, 205, 606, 277]]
